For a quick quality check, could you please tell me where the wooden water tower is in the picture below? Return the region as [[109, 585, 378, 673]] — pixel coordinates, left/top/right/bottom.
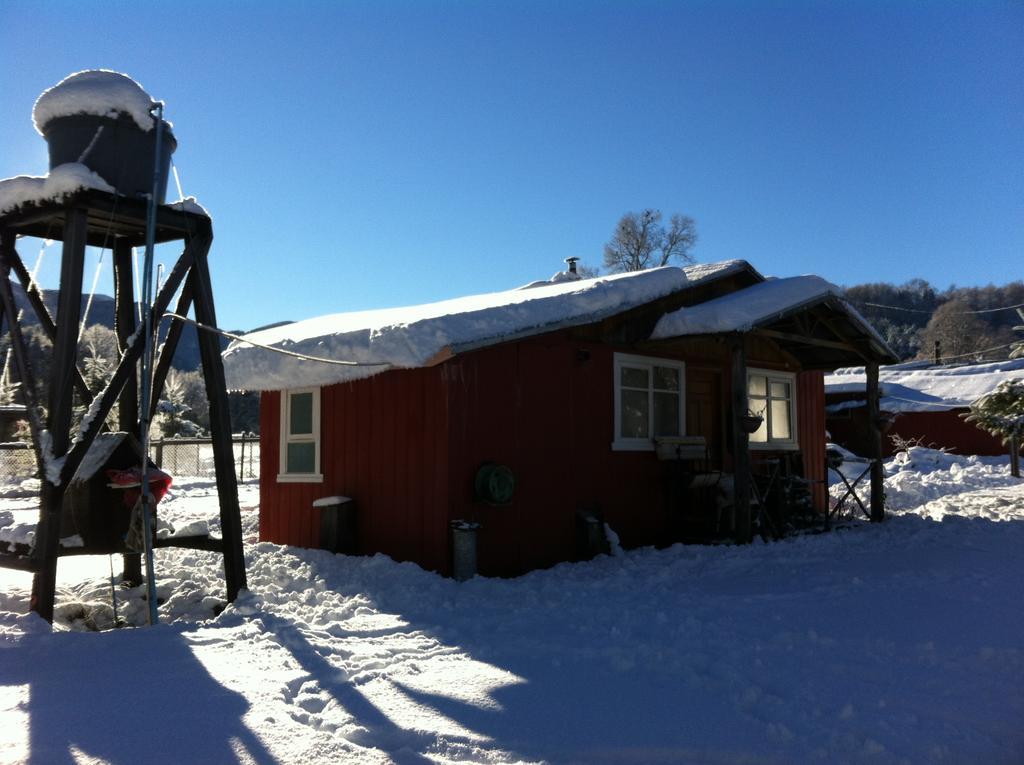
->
[[0, 71, 246, 623]]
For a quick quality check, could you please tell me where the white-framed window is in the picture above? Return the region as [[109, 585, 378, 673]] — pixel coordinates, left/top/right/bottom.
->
[[747, 369, 798, 449], [612, 353, 685, 451], [278, 387, 323, 482]]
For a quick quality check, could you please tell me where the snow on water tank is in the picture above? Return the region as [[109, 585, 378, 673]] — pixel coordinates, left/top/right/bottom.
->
[[33, 70, 176, 203]]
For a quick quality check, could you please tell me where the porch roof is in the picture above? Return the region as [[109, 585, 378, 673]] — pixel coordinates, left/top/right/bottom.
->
[[650, 275, 899, 369]]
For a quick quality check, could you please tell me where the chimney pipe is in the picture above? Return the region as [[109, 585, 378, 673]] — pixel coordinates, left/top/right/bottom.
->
[[564, 256, 579, 274]]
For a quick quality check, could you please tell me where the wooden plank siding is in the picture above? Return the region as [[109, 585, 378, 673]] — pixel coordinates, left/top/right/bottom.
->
[[797, 370, 828, 512], [259, 368, 452, 571], [258, 328, 835, 577]]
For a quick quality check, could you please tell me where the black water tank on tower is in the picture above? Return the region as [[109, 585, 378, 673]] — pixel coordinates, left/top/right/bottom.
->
[[34, 70, 176, 202]]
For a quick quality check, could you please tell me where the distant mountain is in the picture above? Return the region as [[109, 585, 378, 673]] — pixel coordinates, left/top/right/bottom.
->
[[7, 282, 229, 370]]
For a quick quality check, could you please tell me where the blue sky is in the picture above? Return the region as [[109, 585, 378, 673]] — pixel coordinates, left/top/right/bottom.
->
[[1, 1, 1021, 331]]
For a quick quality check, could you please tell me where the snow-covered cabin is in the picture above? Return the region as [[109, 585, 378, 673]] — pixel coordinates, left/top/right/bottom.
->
[[223, 260, 897, 577], [825, 358, 1024, 457]]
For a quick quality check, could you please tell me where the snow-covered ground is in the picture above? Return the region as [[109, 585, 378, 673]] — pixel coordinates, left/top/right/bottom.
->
[[1, 452, 1022, 764]]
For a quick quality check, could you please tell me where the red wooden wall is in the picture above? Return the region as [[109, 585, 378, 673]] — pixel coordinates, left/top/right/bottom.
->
[[827, 406, 1007, 457], [259, 366, 452, 574], [260, 332, 833, 577]]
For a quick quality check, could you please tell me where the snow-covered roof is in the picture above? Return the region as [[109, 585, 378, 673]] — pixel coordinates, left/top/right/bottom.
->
[[681, 259, 759, 285], [224, 259, 765, 392], [825, 358, 1024, 412], [223, 266, 693, 391], [651, 275, 838, 338], [0, 163, 114, 216], [33, 70, 157, 134], [651, 274, 888, 352]]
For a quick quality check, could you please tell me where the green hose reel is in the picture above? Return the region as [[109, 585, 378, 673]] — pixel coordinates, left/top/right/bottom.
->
[[474, 462, 515, 506]]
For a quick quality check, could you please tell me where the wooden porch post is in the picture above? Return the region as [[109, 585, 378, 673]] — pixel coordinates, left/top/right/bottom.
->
[[866, 361, 885, 522], [731, 336, 752, 543]]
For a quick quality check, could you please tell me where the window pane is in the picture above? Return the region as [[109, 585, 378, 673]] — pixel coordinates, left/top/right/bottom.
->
[[290, 392, 313, 435], [653, 392, 680, 436], [621, 366, 649, 389], [748, 375, 767, 396], [287, 442, 316, 474], [770, 381, 791, 399], [653, 366, 679, 391], [620, 389, 649, 438], [770, 400, 792, 440]]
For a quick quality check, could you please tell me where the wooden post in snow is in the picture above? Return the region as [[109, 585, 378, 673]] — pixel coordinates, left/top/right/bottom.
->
[[31, 207, 88, 622], [191, 236, 247, 601], [1010, 433, 1020, 479], [866, 362, 885, 522], [113, 239, 142, 586], [731, 336, 752, 543]]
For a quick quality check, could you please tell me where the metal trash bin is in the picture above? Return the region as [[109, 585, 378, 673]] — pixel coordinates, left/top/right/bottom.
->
[[316, 496, 356, 554], [575, 507, 609, 561], [450, 520, 480, 581]]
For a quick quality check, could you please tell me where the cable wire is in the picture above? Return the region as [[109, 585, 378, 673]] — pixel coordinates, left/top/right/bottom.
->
[[852, 300, 1024, 316], [163, 312, 377, 367]]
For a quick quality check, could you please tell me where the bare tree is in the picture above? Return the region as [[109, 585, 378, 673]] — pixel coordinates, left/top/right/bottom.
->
[[603, 209, 698, 273], [918, 300, 994, 363]]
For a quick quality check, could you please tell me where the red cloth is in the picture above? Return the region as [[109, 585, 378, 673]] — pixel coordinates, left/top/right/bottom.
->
[[106, 467, 173, 507]]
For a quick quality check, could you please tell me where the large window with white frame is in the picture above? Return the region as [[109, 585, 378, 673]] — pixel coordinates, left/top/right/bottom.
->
[[278, 387, 323, 482], [613, 353, 685, 450], [747, 369, 798, 449]]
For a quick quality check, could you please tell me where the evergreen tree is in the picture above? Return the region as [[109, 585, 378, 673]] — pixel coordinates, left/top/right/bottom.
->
[[963, 379, 1024, 477]]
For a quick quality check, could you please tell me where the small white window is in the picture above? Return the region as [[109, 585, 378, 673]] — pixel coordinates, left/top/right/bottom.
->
[[278, 387, 323, 482], [613, 353, 685, 451], [747, 369, 798, 449]]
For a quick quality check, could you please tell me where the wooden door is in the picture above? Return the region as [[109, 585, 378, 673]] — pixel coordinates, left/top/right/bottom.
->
[[687, 368, 724, 466]]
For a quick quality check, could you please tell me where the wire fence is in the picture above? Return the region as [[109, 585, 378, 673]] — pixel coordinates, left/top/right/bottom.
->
[[0, 442, 36, 487], [151, 435, 261, 481], [0, 434, 261, 488]]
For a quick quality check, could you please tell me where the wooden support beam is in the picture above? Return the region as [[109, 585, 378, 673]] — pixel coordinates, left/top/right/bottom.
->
[[31, 207, 88, 623], [57, 232, 202, 488], [731, 335, 752, 543], [113, 239, 138, 429], [190, 236, 247, 602], [112, 239, 142, 586], [149, 270, 195, 424], [49, 535, 224, 556], [0, 552, 39, 572], [866, 362, 885, 522], [7, 244, 94, 404], [755, 328, 861, 354], [0, 232, 46, 474], [153, 535, 224, 552]]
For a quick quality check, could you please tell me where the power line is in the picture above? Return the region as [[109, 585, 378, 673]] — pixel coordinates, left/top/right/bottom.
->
[[931, 340, 1020, 362], [852, 300, 1024, 316], [163, 312, 379, 367]]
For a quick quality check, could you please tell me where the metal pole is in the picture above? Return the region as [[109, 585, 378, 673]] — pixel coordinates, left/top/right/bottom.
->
[[138, 103, 166, 626]]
